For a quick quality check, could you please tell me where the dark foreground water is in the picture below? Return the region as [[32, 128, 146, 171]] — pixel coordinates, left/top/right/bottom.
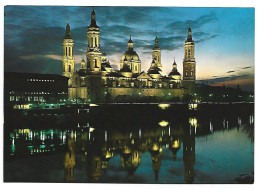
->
[[4, 104, 254, 183]]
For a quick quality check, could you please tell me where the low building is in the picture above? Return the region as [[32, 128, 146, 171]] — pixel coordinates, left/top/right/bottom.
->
[[4, 72, 69, 109]]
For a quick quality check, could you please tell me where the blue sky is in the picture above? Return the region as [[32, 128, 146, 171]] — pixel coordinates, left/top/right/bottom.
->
[[4, 6, 255, 91]]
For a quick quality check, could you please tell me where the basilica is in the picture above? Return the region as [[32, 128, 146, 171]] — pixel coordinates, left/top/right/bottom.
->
[[63, 8, 196, 103]]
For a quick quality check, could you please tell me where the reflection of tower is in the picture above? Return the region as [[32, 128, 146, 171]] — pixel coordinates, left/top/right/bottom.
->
[[149, 143, 163, 182], [86, 146, 102, 183], [120, 149, 141, 181], [101, 146, 113, 172], [183, 21, 196, 90], [64, 137, 75, 182], [62, 17, 75, 78], [183, 124, 195, 184], [169, 139, 181, 161], [86, 8, 102, 72]]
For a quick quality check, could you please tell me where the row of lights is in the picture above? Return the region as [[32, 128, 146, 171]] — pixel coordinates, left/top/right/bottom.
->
[[27, 79, 55, 82]]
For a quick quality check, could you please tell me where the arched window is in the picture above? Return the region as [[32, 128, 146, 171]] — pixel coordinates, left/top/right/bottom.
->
[[65, 47, 67, 56], [69, 65, 71, 72]]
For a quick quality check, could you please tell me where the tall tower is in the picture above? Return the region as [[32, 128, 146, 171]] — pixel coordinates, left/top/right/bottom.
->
[[152, 34, 162, 72], [86, 8, 102, 72], [183, 22, 196, 89], [62, 17, 75, 78]]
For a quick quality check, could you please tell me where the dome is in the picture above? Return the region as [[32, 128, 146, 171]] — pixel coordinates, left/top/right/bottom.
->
[[148, 69, 160, 75], [169, 70, 181, 76], [121, 50, 140, 61]]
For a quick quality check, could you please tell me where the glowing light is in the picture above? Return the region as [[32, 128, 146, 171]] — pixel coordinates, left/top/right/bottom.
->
[[89, 104, 98, 107], [18, 129, 30, 134], [158, 104, 171, 110], [89, 127, 95, 132], [159, 120, 169, 127], [172, 140, 180, 148], [189, 118, 198, 127], [188, 103, 198, 110], [210, 120, 213, 133], [105, 130, 107, 141]]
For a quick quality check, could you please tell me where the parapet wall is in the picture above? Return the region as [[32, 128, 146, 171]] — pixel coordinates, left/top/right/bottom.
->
[[104, 87, 184, 102]]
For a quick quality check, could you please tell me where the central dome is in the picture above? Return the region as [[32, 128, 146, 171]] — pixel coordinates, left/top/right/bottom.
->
[[121, 49, 140, 61]]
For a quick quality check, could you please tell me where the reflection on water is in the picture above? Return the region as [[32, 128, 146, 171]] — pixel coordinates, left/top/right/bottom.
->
[[4, 104, 254, 183]]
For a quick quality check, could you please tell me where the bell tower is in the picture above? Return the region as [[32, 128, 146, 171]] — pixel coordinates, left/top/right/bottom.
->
[[152, 34, 162, 72], [86, 7, 102, 72], [62, 17, 75, 78], [183, 21, 196, 89]]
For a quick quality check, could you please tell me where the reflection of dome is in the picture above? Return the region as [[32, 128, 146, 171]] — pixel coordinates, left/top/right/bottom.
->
[[121, 151, 141, 169], [101, 150, 113, 170], [120, 150, 141, 181], [122, 147, 132, 154], [169, 139, 181, 161]]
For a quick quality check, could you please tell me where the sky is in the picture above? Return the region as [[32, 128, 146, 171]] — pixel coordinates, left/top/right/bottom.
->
[[4, 6, 255, 91]]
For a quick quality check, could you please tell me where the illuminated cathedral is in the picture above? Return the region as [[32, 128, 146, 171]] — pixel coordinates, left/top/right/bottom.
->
[[63, 8, 196, 103]]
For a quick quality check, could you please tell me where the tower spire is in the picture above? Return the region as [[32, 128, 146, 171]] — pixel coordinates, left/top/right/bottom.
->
[[128, 33, 133, 46], [153, 33, 159, 50], [186, 20, 193, 42], [89, 6, 98, 28], [64, 17, 72, 39]]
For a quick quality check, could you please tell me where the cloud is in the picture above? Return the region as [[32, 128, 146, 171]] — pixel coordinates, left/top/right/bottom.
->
[[241, 66, 251, 69], [20, 54, 62, 61], [227, 70, 235, 73]]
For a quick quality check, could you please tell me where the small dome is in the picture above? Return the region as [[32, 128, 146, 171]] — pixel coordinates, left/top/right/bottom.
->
[[148, 69, 160, 75], [169, 70, 181, 76]]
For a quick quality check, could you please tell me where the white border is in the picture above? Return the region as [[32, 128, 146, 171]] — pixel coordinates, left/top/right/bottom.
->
[[0, 1, 258, 189]]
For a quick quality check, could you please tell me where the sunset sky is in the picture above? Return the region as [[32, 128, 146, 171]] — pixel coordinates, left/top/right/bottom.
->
[[4, 6, 255, 91]]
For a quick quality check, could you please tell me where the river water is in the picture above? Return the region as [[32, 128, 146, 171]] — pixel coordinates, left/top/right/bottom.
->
[[4, 103, 254, 183]]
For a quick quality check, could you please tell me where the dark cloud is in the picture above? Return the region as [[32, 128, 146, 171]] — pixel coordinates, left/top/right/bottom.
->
[[4, 6, 219, 74], [241, 66, 251, 69], [198, 74, 250, 84], [227, 70, 235, 73]]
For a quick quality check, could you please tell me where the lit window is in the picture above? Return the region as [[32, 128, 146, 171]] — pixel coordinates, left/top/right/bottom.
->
[[10, 96, 15, 101]]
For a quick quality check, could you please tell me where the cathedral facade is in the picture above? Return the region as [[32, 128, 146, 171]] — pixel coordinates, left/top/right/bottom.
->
[[63, 8, 196, 103]]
